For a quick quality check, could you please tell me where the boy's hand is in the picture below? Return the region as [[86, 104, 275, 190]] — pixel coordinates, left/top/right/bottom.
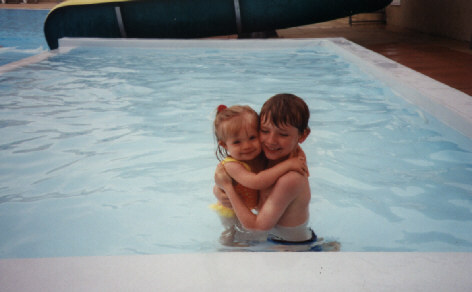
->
[[214, 163, 233, 208], [215, 163, 232, 187], [213, 185, 232, 208]]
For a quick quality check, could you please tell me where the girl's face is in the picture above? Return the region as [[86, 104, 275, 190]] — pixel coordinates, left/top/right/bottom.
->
[[259, 119, 302, 162], [220, 119, 261, 162]]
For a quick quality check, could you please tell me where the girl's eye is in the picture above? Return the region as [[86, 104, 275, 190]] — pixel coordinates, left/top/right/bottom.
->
[[249, 136, 257, 140], [260, 129, 268, 134], [232, 140, 240, 145]]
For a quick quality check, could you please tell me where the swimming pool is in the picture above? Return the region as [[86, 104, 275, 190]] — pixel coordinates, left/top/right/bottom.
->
[[1, 30, 472, 258]]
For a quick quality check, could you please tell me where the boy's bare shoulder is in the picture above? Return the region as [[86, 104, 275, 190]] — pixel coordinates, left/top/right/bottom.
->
[[280, 170, 308, 183]]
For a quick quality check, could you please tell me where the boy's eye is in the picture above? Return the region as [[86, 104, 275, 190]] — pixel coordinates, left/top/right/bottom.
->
[[249, 135, 257, 140], [232, 140, 240, 145]]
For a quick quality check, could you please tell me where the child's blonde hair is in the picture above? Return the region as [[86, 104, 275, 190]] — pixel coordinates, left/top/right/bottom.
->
[[214, 105, 259, 161]]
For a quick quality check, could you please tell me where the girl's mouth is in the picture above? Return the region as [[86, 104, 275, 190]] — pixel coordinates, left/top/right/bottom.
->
[[240, 149, 258, 157]]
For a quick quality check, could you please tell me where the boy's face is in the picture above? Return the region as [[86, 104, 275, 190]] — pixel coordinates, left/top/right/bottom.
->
[[259, 118, 302, 161]]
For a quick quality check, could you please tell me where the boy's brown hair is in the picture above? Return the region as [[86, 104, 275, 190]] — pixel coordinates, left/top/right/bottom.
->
[[260, 93, 310, 134]]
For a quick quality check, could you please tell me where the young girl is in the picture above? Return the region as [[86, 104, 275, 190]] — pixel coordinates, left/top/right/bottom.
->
[[211, 104, 307, 245]]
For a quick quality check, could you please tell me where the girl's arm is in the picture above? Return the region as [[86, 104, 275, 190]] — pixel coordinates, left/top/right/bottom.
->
[[223, 156, 307, 190]]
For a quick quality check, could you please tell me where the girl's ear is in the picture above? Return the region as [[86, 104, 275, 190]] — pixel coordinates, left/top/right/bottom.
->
[[298, 128, 311, 144], [218, 141, 227, 149]]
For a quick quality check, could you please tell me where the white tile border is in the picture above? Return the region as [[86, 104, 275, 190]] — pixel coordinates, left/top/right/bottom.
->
[[1, 253, 471, 291]]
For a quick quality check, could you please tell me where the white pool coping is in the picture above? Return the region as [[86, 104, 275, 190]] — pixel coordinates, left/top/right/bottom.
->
[[1, 38, 472, 290], [1, 253, 472, 291]]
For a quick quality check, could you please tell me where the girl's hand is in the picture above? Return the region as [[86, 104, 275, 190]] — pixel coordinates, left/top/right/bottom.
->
[[288, 156, 309, 177], [291, 145, 306, 160], [290, 145, 309, 176]]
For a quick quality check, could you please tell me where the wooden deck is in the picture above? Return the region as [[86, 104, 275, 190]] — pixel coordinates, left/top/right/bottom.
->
[[368, 43, 472, 96], [2, 3, 471, 96]]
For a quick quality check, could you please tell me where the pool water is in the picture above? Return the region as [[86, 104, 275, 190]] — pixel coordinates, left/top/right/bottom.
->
[[1, 40, 472, 258], [0, 9, 49, 66]]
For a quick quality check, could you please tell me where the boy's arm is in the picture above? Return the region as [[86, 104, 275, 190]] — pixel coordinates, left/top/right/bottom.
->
[[215, 164, 265, 229], [214, 163, 232, 208], [220, 170, 304, 231], [223, 157, 307, 190], [213, 185, 232, 208]]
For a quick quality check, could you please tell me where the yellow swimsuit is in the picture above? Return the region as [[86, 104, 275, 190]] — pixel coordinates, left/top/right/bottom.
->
[[210, 157, 259, 218]]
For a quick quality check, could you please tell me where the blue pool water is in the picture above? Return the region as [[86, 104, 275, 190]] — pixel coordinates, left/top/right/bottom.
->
[[1, 11, 472, 258], [0, 9, 49, 66]]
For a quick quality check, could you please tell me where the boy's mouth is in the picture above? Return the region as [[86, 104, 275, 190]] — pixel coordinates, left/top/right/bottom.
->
[[263, 145, 282, 153]]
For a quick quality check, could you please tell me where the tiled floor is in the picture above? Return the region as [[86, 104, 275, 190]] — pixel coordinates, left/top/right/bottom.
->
[[368, 43, 472, 96]]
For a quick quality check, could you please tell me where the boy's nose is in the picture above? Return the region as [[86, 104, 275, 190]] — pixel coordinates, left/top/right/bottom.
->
[[266, 132, 276, 144]]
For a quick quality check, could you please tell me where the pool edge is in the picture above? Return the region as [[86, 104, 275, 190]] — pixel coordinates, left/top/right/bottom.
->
[[1, 252, 471, 291]]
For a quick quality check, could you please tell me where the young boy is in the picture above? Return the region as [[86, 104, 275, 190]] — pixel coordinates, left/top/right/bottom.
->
[[215, 93, 316, 243]]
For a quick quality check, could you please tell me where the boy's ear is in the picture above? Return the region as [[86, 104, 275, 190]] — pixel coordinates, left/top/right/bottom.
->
[[298, 128, 311, 144]]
